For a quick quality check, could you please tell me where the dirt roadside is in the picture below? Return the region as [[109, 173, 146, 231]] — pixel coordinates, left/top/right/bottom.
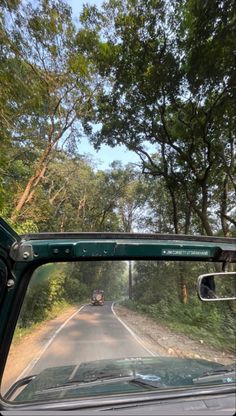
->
[[114, 304, 235, 365], [2, 305, 81, 394]]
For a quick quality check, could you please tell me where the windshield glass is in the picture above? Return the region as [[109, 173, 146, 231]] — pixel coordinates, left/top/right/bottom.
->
[[2, 260, 235, 403]]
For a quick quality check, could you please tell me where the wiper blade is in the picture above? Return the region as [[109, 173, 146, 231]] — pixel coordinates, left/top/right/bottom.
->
[[205, 364, 235, 374], [193, 365, 236, 384], [5, 375, 36, 400], [36, 375, 134, 394], [130, 375, 164, 389], [36, 374, 164, 395]]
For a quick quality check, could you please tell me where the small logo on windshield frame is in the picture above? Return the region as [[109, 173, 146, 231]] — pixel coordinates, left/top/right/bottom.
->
[[161, 249, 210, 257]]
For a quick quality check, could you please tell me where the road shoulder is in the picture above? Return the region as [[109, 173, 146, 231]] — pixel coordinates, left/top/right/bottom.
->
[[2, 305, 81, 394], [113, 304, 235, 365]]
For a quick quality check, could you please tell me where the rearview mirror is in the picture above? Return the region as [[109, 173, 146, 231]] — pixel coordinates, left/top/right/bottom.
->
[[197, 272, 236, 301]]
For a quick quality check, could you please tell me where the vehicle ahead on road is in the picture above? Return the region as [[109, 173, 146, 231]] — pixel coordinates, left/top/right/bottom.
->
[[0, 218, 235, 414], [91, 289, 105, 306]]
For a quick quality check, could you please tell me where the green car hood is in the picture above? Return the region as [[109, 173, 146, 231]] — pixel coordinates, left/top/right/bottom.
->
[[14, 356, 224, 402]]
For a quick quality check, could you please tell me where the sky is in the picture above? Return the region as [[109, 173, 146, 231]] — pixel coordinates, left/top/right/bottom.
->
[[63, 0, 143, 170]]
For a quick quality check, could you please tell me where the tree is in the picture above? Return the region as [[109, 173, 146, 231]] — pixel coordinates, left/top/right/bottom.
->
[[1, 0, 100, 222], [65, 260, 128, 300], [78, 0, 235, 236]]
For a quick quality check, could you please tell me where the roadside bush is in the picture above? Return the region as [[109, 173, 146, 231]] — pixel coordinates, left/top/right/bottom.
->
[[18, 269, 66, 327], [122, 296, 236, 352], [18, 281, 51, 327]]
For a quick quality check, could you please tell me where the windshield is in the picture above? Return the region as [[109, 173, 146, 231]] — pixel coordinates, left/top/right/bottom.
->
[[2, 259, 235, 403]]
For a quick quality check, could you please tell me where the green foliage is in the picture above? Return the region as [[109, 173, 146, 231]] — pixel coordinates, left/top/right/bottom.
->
[[65, 260, 128, 300], [17, 260, 128, 330], [63, 278, 89, 303], [0, 0, 101, 221], [13, 300, 71, 345], [127, 259, 236, 352], [78, 0, 236, 236], [1, 0, 235, 236], [179, 0, 236, 92], [7, 219, 39, 234], [18, 265, 67, 327], [122, 296, 235, 352]]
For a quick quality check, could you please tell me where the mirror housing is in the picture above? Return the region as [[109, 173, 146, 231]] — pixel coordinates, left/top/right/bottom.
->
[[197, 272, 236, 301]]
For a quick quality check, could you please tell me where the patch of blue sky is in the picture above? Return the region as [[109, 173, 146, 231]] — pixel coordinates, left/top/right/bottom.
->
[[65, 0, 104, 27], [79, 136, 142, 170], [63, 0, 157, 169]]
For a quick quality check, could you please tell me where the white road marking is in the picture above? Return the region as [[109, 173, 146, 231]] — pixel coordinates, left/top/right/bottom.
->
[[16, 301, 156, 384], [68, 363, 80, 381], [16, 304, 87, 382], [111, 302, 157, 357]]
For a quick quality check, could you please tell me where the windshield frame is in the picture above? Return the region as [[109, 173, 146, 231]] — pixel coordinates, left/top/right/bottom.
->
[[0, 230, 235, 411]]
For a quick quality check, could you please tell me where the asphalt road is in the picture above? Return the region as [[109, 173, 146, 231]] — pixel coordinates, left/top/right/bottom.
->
[[29, 301, 152, 375]]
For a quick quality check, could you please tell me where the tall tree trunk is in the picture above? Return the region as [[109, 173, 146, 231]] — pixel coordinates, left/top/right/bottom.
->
[[167, 184, 179, 234], [178, 262, 188, 304], [184, 206, 191, 234], [11, 144, 52, 222], [10, 110, 77, 222], [180, 279, 188, 304], [199, 212, 213, 236], [220, 175, 230, 237], [186, 182, 213, 236], [200, 181, 213, 235], [128, 260, 132, 300]]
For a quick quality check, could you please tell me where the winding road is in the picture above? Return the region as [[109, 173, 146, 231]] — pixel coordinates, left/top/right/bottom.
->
[[27, 301, 154, 377]]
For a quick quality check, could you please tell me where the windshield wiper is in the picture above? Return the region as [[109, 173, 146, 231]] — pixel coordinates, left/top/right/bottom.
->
[[5, 375, 36, 400], [130, 376, 164, 389], [193, 365, 236, 384], [36, 374, 135, 394], [36, 374, 164, 395]]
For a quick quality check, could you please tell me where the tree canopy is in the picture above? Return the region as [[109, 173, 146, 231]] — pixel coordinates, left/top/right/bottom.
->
[[78, 0, 236, 236], [0, 0, 235, 236]]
